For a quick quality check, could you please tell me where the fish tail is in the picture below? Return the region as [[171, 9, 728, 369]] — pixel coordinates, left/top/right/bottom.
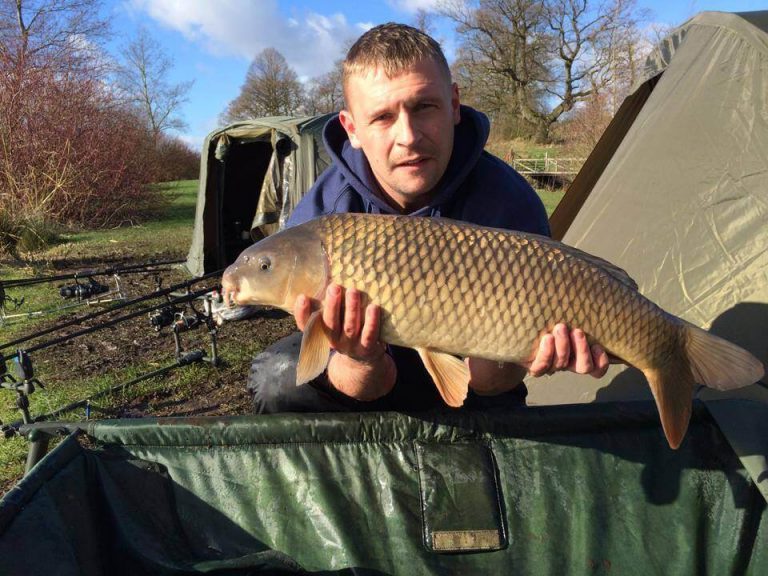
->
[[643, 355, 694, 450], [644, 324, 765, 450], [683, 322, 765, 391]]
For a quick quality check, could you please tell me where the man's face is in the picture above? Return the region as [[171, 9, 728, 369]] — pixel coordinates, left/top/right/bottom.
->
[[339, 58, 461, 212]]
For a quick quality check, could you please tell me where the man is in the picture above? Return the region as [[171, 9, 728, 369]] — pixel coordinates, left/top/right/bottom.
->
[[250, 23, 608, 413]]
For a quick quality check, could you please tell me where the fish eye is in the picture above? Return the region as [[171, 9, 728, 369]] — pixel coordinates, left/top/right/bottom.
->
[[258, 256, 271, 272]]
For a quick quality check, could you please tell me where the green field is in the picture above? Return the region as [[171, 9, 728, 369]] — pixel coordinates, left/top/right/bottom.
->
[[485, 138, 568, 215], [40, 179, 198, 263], [1, 180, 198, 339]]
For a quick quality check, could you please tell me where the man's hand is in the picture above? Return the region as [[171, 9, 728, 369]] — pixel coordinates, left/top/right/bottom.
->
[[294, 284, 395, 400], [467, 322, 609, 394], [525, 323, 610, 378]]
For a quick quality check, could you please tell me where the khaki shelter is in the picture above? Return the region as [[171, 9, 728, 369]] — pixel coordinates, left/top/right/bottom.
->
[[529, 10, 768, 404], [185, 114, 335, 277], [528, 10, 768, 496]]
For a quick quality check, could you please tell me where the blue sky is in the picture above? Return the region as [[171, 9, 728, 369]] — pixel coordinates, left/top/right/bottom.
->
[[102, 0, 765, 148]]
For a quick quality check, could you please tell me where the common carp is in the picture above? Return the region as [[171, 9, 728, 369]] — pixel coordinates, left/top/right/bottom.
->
[[221, 213, 764, 449]]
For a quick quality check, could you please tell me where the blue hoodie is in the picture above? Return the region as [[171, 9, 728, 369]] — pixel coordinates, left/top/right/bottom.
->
[[287, 105, 550, 236]]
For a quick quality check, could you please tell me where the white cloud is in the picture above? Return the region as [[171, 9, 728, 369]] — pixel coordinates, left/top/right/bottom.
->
[[386, 0, 443, 14], [128, 0, 362, 77]]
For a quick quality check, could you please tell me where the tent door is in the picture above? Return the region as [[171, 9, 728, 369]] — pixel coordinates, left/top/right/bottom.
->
[[219, 139, 273, 266]]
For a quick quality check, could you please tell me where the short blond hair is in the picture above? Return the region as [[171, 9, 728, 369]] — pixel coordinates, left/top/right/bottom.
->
[[343, 23, 451, 99]]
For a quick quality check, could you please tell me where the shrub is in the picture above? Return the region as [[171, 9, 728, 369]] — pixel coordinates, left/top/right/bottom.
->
[[0, 52, 167, 253], [154, 136, 200, 182], [0, 209, 16, 254], [0, 203, 60, 255]]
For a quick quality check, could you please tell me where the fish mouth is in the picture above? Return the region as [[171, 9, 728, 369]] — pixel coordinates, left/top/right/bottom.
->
[[220, 273, 240, 307], [225, 290, 240, 307]]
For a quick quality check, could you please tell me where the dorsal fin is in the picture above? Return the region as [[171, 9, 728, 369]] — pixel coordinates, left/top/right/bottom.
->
[[533, 235, 638, 290], [560, 244, 638, 290]]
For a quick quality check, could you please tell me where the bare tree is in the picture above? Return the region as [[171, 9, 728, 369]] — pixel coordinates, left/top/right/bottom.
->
[[223, 48, 304, 122], [413, 8, 436, 35], [556, 3, 654, 154], [443, 0, 641, 142], [0, 0, 108, 67], [304, 60, 344, 115], [452, 45, 533, 139], [117, 28, 193, 145]]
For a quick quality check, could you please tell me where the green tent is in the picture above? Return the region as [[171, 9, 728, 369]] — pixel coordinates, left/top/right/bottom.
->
[[185, 114, 335, 277], [1, 11, 767, 575]]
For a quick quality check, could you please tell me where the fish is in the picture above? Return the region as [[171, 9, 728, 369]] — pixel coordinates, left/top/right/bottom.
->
[[221, 213, 764, 449]]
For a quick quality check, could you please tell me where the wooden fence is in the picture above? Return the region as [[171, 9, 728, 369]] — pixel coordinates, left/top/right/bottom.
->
[[511, 154, 585, 177]]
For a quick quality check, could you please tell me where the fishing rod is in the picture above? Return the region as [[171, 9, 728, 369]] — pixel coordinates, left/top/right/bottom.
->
[[0, 260, 185, 322], [0, 287, 211, 408], [0, 259, 185, 289], [3, 349, 207, 436], [0, 349, 41, 426], [0, 276, 226, 427], [6, 285, 217, 360], [5, 347, 212, 474], [0, 286, 222, 434], [0, 270, 223, 353], [1, 278, 126, 323]]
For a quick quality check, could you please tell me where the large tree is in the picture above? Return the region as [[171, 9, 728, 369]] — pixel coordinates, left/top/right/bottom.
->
[[443, 0, 640, 142], [223, 48, 304, 122], [116, 28, 193, 145]]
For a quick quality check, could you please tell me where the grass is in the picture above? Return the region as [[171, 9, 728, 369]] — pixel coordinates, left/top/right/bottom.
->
[[0, 333, 271, 488], [485, 138, 571, 217], [0, 334, 265, 429], [537, 188, 566, 216], [38, 179, 198, 263], [485, 137, 567, 162], [0, 180, 199, 345], [0, 269, 65, 341]]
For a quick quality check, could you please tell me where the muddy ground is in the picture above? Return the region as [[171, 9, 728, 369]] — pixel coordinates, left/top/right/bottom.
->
[[2, 257, 297, 423]]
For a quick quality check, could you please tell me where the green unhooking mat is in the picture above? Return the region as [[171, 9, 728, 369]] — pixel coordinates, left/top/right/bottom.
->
[[0, 401, 766, 575]]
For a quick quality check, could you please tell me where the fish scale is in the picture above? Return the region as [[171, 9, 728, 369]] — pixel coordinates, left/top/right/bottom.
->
[[222, 212, 763, 448], [321, 213, 678, 367]]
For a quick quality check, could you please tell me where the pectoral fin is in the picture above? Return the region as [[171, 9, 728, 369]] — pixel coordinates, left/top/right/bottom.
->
[[416, 348, 470, 407], [297, 310, 332, 385]]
